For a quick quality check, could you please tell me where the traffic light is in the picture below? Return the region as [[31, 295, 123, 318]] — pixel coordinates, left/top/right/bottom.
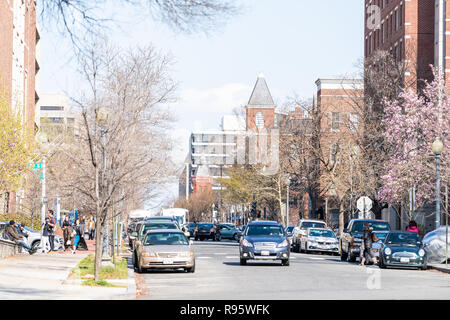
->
[[251, 201, 257, 217]]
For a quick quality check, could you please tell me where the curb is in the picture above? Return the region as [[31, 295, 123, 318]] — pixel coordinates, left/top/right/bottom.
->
[[429, 264, 450, 274], [126, 254, 136, 299]]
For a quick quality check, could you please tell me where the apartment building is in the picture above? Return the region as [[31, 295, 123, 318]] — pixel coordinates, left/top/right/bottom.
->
[[0, 0, 38, 213], [364, 0, 449, 90]]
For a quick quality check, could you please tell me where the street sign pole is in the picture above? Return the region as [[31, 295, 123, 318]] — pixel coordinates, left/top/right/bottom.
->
[[41, 156, 46, 225]]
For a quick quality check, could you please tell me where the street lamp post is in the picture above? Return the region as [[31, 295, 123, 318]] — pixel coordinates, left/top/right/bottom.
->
[[286, 177, 291, 228], [432, 137, 444, 230]]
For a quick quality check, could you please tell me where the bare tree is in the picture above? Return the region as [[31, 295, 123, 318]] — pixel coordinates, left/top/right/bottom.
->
[[38, 0, 240, 54], [47, 41, 177, 279]]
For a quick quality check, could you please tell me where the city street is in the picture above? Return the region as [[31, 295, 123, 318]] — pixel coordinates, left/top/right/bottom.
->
[[137, 240, 450, 300]]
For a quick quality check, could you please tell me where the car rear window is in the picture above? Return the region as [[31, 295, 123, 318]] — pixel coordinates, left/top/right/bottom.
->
[[141, 223, 178, 235], [309, 229, 335, 238]]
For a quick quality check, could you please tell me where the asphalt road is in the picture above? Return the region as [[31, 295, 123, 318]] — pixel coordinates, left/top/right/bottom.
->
[[138, 240, 450, 300]]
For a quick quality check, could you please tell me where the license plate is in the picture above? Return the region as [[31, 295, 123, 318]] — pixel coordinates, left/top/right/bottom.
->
[[163, 259, 173, 265], [261, 251, 270, 256], [400, 257, 409, 263]]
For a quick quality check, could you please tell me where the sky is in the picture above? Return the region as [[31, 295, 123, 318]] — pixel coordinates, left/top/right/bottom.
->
[[38, 0, 365, 209]]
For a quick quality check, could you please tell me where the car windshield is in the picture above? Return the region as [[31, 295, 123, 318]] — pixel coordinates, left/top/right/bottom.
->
[[352, 221, 390, 232], [301, 221, 326, 229], [245, 225, 285, 237], [144, 232, 188, 245], [198, 224, 213, 229], [309, 229, 335, 238], [386, 233, 420, 245], [141, 223, 178, 235]]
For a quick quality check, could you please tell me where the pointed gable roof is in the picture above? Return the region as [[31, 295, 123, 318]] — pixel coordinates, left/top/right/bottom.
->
[[247, 73, 276, 108]]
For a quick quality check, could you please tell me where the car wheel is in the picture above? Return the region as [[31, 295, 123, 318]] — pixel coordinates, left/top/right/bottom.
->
[[186, 263, 195, 273], [137, 260, 143, 274], [200, 237, 205, 241], [340, 246, 348, 261], [240, 258, 247, 265], [378, 256, 386, 269], [281, 259, 290, 266], [31, 241, 40, 252], [347, 251, 356, 263], [233, 233, 239, 241]]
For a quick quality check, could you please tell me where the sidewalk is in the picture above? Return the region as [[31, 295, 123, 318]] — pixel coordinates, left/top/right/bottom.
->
[[0, 239, 136, 300], [429, 262, 450, 274]]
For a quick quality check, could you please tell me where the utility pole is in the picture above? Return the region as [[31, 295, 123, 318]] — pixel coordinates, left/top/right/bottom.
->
[[41, 156, 46, 225]]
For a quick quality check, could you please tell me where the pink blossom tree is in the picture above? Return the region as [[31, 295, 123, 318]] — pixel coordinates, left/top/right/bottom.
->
[[378, 69, 449, 211]]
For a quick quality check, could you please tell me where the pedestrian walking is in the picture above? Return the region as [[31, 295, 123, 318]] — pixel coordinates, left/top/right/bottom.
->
[[47, 210, 57, 251], [407, 220, 420, 235], [62, 216, 72, 250], [87, 217, 95, 240], [360, 222, 378, 266], [6, 221, 35, 254], [41, 217, 52, 253], [72, 219, 82, 254]]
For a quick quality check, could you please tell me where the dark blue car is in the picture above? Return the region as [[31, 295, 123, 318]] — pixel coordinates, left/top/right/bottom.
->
[[239, 221, 290, 266]]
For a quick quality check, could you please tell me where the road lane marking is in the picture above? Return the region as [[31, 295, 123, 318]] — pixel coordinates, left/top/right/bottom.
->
[[197, 256, 212, 259], [308, 257, 325, 260]]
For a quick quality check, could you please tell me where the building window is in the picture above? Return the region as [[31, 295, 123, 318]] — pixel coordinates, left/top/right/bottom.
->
[[395, 10, 399, 32], [382, 22, 385, 44], [349, 113, 359, 133], [255, 112, 265, 129], [400, 4, 403, 27], [330, 143, 340, 164], [40, 106, 64, 111], [331, 112, 340, 131]]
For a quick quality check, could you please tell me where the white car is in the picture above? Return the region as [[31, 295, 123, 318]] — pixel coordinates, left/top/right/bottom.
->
[[0, 222, 64, 252], [299, 228, 339, 255], [291, 219, 327, 253]]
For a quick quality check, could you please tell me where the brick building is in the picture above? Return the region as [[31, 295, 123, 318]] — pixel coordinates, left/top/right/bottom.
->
[[0, 0, 39, 213], [364, 0, 449, 90], [313, 79, 363, 228]]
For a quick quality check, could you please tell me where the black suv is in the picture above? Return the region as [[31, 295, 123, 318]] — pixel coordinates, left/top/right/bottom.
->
[[339, 219, 390, 262]]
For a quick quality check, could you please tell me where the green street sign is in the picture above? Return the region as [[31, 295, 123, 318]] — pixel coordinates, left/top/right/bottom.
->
[[27, 162, 42, 171], [40, 172, 44, 180]]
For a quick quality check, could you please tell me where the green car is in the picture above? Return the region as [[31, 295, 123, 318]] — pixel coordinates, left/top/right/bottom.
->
[[218, 224, 240, 241], [378, 231, 427, 270]]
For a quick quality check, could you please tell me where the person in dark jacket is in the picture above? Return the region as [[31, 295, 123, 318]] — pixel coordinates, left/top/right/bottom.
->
[[62, 216, 72, 250], [6, 221, 35, 254], [47, 210, 56, 251], [360, 223, 377, 266]]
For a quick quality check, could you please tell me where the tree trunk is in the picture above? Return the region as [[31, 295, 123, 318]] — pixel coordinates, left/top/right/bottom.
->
[[338, 200, 345, 236], [94, 216, 104, 281]]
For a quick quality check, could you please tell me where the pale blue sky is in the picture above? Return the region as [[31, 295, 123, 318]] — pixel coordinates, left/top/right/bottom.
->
[[38, 0, 365, 205]]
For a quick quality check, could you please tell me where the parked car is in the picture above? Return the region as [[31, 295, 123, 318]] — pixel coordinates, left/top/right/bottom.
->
[[218, 224, 240, 241], [130, 221, 181, 259], [422, 226, 450, 263], [339, 219, 390, 262], [236, 225, 247, 242], [134, 229, 195, 273], [299, 228, 339, 255], [239, 221, 290, 266], [194, 223, 220, 241], [291, 219, 328, 253], [285, 226, 294, 248], [378, 231, 427, 270], [0, 222, 64, 252]]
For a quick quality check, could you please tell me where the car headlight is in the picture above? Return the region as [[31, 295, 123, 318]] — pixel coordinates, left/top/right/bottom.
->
[[179, 252, 194, 257], [384, 247, 391, 255], [418, 249, 425, 257], [242, 239, 253, 247], [277, 240, 289, 247], [142, 252, 157, 257]]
